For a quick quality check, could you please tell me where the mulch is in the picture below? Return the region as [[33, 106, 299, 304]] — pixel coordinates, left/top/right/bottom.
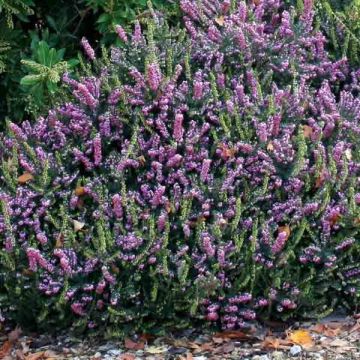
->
[[0, 315, 359, 360]]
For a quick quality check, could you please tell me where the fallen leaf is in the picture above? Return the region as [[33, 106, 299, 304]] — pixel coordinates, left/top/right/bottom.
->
[[8, 326, 22, 342], [18, 172, 34, 184], [349, 321, 360, 334], [287, 329, 314, 348], [329, 213, 341, 227], [345, 149, 352, 160], [25, 352, 45, 360], [22, 269, 34, 277], [137, 155, 146, 166], [73, 220, 85, 232], [262, 337, 280, 350], [315, 170, 326, 188], [310, 323, 341, 337], [43, 350, 58, 358], [139, 333, 155, 342], [218, 143, 237, 159], [75, 186, 86, 196], [165, 201, 173, 214], [55, 233, 64, 248], [1, 356, 13, 360], [199, 342, 214, 352], [0, 341, 12, 358], [185, 342, 201, 350], [15, 349, 26, 360], [267, 142, 274, 152], [178, 354, 194, 360], [303, 125, 313, 138], [145, 345, 168, 354], [118, 354, 135, 360], [213, 330, 252, 340], [215, 16, 225, 26], [212, 337, 224, 344], [111, 264, 120, 274], [124, 338, 145, 350], [262, 337, 292, 350], [214, 342, 235, 354], [20, 341, 30, 355], [328, 339, 351, 347]]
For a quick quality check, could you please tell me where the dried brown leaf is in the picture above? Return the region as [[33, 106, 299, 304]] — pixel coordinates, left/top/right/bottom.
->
[[124, 338, 145, 350], [310, 323, 341, 337], [118, 354, 135, 360], [73, 220, 85, 232], [262, 337, 280, 350], [8, 326, 22, 343], [15, 349, 26, 360], [328, 339, 351, 347], [0, 341, 12, 358], [199, 342, 214, 352], [315, 170, 326, 188], [213, 330, 252, 340], [55, 233, 64, 248], [18, 172, 34, 184], [303, 125, 313, 139], [25, 352, 45, 360], [267, 142, 274, 152], [43, 350, 58, 358], [214, 342, 235, 354], [75, 186, 86, 196], [287, 329, 314, 348], [212, 337, 224, 344], [215, 16, 225, 26], [349, 321, 360, 334]]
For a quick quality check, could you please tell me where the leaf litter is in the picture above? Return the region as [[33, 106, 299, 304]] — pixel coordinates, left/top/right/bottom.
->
[[0, 315, 359, 359]]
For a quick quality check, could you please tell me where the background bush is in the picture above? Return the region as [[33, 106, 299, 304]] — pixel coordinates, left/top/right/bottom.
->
[[0, 0, 359, 337], [0, 0, 179, 128]]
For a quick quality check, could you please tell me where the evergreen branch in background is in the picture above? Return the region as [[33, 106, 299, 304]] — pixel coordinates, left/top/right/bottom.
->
[[0, 39, 11, 73], [0, 0, 34, 28], [315, 0, 360, 65]]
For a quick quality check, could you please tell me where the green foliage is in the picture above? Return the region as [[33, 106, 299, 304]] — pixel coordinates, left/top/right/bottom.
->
[[0, 39, 11, 73], [0, 0, 34, 28], [83, 0, 180, 34], [20, 40, 78, 117]]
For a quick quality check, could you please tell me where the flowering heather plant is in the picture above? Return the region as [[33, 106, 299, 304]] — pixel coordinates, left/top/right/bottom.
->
[[0, 0, 359, 336]]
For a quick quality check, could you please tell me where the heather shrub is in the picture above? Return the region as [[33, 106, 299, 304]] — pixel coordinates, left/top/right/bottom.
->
[[0, 0, 359, 336]]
